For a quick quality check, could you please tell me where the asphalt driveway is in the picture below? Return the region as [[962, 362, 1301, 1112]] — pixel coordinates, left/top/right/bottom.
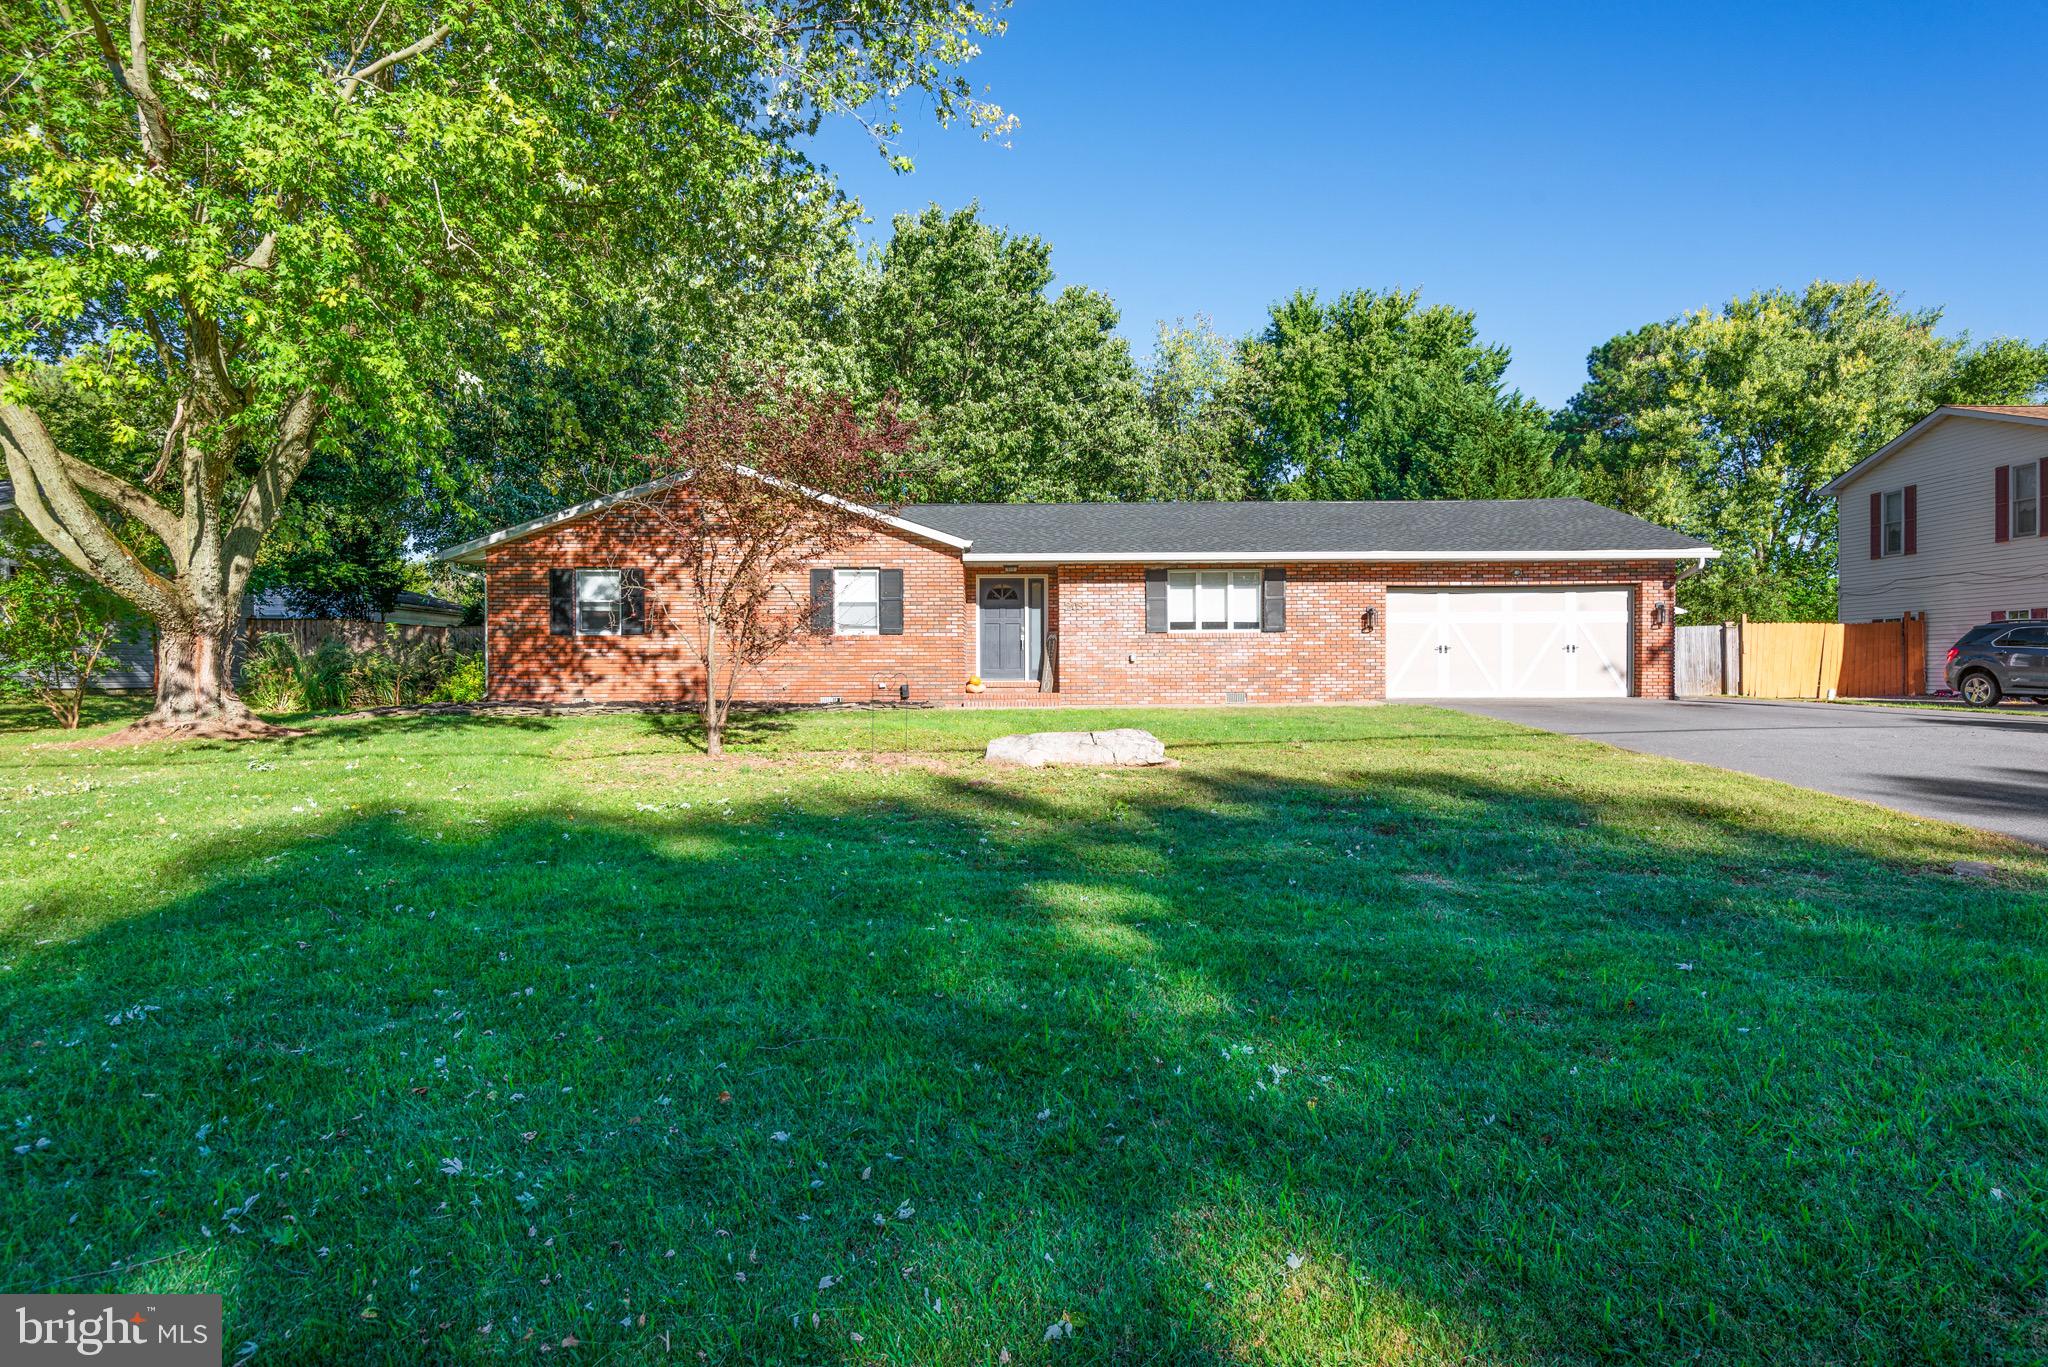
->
[[1448, 698, 2048, 846]]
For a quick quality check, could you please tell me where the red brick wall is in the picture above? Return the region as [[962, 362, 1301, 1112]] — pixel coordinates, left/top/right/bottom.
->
[[1050, 561, 1677, 705], [483, 502, 970, 706], [482, 496, 1679, 705]]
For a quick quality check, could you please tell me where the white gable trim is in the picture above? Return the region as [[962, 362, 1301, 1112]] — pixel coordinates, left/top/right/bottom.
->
[[1822, 407, 2048, 496], [962, 548, 1718, 565], [431, 471, 974, 564]]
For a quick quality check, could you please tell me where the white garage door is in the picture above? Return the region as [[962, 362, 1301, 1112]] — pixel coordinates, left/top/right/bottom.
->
[[1386, 589, 1632, 698]]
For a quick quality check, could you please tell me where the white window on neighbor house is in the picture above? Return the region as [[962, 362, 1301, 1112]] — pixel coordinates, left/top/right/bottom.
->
[[575, 568, 622, 635], [1166, 569, 1263, 631], [834, 568, 880, 635], [1881, 489, 1905, 556], [2013, 462, 2040, 539]]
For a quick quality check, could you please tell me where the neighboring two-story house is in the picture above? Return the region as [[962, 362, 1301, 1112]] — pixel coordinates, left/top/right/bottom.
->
[[1826, 404, 2048, 691]]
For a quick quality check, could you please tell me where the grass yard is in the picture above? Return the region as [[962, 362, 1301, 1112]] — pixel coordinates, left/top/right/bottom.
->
[[1, 699, 2043, 1364]]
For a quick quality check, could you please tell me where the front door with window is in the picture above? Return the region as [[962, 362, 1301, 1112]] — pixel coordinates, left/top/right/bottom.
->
[[978, 577, 1035, 681]]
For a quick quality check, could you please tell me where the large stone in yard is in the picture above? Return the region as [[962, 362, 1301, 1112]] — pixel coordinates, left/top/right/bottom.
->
[[985, 727, 1168, 767]]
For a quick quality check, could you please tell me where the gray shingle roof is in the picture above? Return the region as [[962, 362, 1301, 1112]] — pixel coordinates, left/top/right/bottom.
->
[[430, 476, 1716, 564], [901, 498, 1712, 559]]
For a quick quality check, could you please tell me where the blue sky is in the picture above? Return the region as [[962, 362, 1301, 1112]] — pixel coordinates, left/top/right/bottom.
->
[[806, 1, 2047, 406]]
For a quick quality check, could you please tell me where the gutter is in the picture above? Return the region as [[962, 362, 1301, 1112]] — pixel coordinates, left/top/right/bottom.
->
[[959, 548, 1722, 565]]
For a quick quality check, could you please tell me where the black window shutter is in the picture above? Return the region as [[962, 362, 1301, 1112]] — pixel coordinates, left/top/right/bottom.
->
[[810, 568, 834, 632], [1996, 465, 2011, 542], [879, 569, 904, 635], [1868, 491, 1883, 560], [1262, 567, 1286, 631], [621, 568, 647, 634], [549, 569, 575, 635], [1144, 569, 1168, 632], [1902, 486, 1917, 556]]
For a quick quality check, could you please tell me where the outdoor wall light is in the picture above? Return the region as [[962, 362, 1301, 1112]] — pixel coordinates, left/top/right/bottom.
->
[[1651, 602, 1668, 628], [1362, 607, 1377, 634]]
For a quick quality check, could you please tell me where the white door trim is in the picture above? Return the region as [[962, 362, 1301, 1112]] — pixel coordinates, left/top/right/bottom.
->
[[973, 572, 1047, 682]]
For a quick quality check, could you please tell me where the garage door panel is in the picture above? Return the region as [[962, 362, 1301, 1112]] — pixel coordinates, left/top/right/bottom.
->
[[1387, 588, 1632, 699], [1443, 616, 1506, 696], [1509, 617, 1571, 694], [1385, 592, 1446, 697]]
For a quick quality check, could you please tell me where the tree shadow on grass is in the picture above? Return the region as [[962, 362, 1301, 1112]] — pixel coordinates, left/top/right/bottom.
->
[[640, 705, 801, 754], [281, 710, 560, 744], [1, 759, 2042, 1363], [0, 693, 151, 735]]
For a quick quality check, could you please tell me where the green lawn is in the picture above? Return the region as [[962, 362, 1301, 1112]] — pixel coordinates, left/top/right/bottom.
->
[[2, 700, 2043, 1364]]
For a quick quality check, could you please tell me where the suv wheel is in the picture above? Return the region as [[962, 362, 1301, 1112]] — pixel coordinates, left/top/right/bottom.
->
[[1959, 671, 2002, 707]]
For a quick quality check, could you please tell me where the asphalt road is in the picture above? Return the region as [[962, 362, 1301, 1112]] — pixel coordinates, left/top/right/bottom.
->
[[1447, 697, 2048, 847]]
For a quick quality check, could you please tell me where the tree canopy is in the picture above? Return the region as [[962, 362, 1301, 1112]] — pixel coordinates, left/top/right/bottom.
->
[[859, 205, 1156, 502], [1140, 317, 1257, 501], [1558, 280, 2048, 619], [0, 0, 1008, 733], [1242, 288, 1565, 502]]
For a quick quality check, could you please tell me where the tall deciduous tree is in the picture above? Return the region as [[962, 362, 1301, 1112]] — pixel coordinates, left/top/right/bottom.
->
[[631, 373, 914, 758], [0, 0, 1008, 738], [1557, 280, 2048, 620], [1140, 317, 1256, 501], [1243, 288, 1564, 502], [861, 205, 1156, 502]]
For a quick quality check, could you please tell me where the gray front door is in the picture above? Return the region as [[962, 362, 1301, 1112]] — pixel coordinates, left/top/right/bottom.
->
[[979, 577, 1028, 680]]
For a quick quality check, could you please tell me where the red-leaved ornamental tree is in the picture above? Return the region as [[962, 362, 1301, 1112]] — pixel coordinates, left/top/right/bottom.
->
[[634, 373, 914, 757]]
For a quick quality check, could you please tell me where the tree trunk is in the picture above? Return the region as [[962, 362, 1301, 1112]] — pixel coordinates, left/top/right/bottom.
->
[[701, 614, 723, 758], [131, 626, 276, 739]]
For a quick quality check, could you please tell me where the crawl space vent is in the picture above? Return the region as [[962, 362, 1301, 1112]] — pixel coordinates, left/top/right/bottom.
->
[[1224, 690, 1249, 705]]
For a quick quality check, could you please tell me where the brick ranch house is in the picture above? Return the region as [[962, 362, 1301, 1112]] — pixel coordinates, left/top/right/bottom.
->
[[433, 481, 1718, 707]]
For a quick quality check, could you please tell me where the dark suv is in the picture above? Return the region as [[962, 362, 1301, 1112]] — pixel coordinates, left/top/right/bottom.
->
[[1946, 622, 2048, 706]]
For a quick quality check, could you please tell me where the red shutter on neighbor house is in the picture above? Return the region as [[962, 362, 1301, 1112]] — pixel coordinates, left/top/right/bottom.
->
[[1868, 491, 1883, 559], [1902, 485, 1917, 555], [1995, 464, 2011, 542]]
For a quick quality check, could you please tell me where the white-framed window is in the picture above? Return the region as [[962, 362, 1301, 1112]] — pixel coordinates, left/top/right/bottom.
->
[[1881, 489, 1905, 556], [575, 568, 622, 635], [1166, 569, 1263, 631], [834, 567, 880, 635], [2013, 463, 2040, 539]]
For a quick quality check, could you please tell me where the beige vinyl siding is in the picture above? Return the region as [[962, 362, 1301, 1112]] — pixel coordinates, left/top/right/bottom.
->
[[1836, 415, 2048, 690]]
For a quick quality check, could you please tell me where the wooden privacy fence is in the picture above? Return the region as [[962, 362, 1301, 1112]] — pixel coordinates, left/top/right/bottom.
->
[[1674, 614, 1924, 699], [244, 618, 483, 655]]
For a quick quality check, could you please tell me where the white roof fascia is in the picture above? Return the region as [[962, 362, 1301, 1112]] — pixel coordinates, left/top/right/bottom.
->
[[1821, 406, 2048, 496], [960, 548, 1719, 565], [432, 469, 972, 563]]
